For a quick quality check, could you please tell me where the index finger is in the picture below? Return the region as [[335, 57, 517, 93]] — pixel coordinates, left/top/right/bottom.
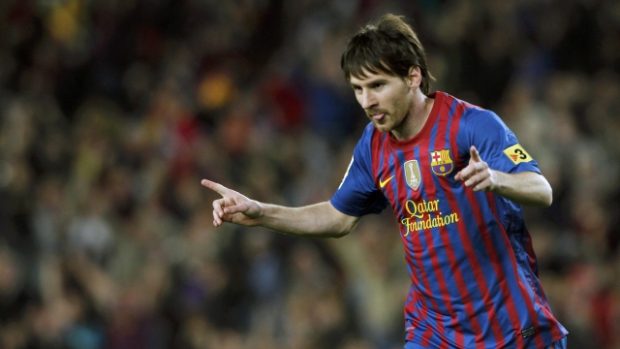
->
[[470, 146, 482, 162], [200, 179, 230, 196]]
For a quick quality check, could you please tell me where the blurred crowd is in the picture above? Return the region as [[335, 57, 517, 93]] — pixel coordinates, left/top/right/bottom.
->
[[1, 0, 619, 348]]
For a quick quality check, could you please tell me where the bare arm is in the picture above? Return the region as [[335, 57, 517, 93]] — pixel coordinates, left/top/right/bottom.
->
[[454, 146, 553, 207], [201, 179, 360, 238]]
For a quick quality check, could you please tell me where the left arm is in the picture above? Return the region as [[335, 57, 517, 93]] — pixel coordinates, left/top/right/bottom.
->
[[455, 146, 552, 207]]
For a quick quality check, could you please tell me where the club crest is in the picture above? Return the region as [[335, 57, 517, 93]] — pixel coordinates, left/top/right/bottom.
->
[[404, 160, 421, 190], [430, 149, 454, 176]]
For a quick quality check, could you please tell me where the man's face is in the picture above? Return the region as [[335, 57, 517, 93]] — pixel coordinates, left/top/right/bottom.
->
[[349, 69, 414, 133]]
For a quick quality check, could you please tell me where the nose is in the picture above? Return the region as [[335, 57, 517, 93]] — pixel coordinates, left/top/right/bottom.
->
[[359, 90, 377, 109]]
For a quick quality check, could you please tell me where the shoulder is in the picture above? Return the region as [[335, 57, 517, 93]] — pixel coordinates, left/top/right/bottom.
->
[[442, 95, 508, 132], [430, 91, 493, 122], [360, 122, 378, 141], [437, 92, 514, 145], [354, 122, 380, 152]]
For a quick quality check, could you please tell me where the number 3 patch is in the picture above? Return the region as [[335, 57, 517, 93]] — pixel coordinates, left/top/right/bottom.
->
[[503, 144, 533, 164]]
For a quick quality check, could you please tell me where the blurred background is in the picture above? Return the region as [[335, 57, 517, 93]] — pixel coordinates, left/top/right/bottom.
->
[[1, 0, 619, 348]]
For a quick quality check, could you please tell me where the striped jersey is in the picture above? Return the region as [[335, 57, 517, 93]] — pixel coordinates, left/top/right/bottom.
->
[[331, 91, 568, 348]]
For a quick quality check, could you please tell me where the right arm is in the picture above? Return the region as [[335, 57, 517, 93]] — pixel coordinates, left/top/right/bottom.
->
[[201, 179, 360, 238]]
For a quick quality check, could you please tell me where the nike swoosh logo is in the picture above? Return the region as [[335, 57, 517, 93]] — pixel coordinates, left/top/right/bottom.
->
[[379, 175, 394, 188]]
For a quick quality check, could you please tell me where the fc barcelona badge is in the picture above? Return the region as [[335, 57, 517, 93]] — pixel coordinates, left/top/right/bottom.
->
[[430, 149, 454, 176]]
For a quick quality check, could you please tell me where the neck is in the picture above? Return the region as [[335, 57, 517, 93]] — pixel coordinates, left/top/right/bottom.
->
[[391, 91, 434, 141]]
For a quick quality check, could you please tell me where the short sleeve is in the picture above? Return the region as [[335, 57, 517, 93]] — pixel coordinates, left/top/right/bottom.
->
[[461, 109, 540, 174], [330, 126, 388, 216]]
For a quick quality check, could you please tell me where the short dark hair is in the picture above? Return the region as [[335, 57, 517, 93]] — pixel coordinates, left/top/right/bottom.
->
[[341, 14, 434, 94]]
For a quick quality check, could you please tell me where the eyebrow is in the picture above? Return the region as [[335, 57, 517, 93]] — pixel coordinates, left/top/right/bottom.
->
[[350, 77, 388, 89]]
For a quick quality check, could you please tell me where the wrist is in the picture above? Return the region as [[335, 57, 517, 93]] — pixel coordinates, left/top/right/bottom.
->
[[490, 170, 506, 194]]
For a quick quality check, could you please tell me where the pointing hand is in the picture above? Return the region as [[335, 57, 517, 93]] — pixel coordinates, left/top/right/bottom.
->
[[454, 146, 497, 192], [200, 179, 262, 227]]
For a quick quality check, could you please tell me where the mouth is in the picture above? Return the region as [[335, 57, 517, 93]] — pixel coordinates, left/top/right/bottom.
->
[[369, 112, 386, 122]]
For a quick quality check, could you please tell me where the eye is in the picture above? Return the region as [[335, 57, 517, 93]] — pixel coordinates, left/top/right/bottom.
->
[[370, 82, 384, 89], [352, 86, 362, 94]]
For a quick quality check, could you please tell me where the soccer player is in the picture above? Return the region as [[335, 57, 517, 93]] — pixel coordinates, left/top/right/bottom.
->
[[201, 13, 568, 349]]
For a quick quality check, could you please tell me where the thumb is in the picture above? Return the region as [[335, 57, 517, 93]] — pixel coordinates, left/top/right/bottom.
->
[[224, 200, 261, 219], [470, 146, 481, 162]]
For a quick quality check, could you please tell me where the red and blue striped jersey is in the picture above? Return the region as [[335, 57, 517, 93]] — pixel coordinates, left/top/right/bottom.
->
[[331, 91, 568, 348]]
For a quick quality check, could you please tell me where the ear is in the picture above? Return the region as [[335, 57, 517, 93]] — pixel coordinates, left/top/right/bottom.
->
[[406, 66, 422, 88]]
